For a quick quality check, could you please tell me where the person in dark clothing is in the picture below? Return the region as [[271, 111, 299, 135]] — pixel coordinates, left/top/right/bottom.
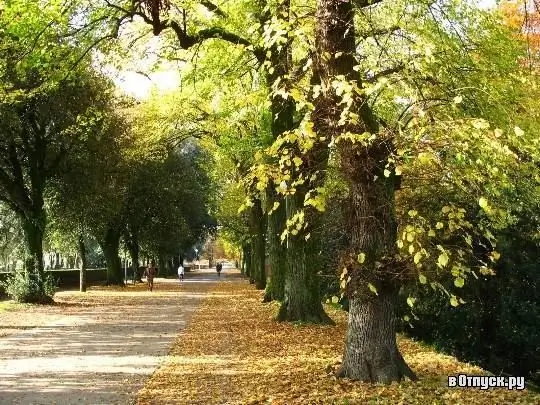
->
[[216, 262, 222, 277]]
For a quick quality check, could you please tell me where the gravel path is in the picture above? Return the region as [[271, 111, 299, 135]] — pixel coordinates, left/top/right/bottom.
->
[[0, 270, 218, 405]]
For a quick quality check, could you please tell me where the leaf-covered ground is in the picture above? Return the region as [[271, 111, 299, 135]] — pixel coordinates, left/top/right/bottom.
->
[[138, 271, 539, 404]]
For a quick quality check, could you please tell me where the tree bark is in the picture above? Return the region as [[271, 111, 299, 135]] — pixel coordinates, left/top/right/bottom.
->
[[128, 238, 141, 282], [101, 227, 123, 286], [250, 198, 267, 289], [263, 0, 294, 301], [338, 288, 416, 383], [264, 188, 286, 302], [277, 192, 332, 323], [21, 214, 45, 280], [245, 243, 254, 282], [314, 0, 416, 382], [78, 235, 87, 292]]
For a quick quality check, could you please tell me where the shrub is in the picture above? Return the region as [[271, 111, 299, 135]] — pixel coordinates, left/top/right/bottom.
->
[[0, 271, 57, 304]]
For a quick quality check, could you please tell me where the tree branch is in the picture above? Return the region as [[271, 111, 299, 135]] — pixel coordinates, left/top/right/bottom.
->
[[200, 0, 227, 18]]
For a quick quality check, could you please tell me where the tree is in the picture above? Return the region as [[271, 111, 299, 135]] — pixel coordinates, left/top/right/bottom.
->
[[306, 0, 540, 383], [0, 5, 113, 299]]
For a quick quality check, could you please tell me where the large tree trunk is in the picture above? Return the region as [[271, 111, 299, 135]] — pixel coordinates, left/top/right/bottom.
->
[[101, 227, 123, 286], [250, 198, 267, 289], [20, 211, 52, 303], [264, 188, 287, 302], [339, 288, 415, 383], [263, 0, 294, 301], [21, 215, 45, 280], [78, 235, 87, 292], [245, 243, 254, 282], [240, 245, 248, 275], [314, 0, 415, 383], [277, 192, 332, 323]]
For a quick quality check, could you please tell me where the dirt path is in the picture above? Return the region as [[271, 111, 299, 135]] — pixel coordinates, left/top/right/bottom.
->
[[0, 269, 220, 405]]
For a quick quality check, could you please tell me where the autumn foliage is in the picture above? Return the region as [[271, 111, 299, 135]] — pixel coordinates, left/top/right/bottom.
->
[[136, 272, 540, 404], [500, 0, 540, 64]]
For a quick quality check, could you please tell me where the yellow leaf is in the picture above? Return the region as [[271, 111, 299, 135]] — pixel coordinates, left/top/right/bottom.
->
[[450, 295, 459, 307], [436, 222, 444, 229], [357, 253, 366, 264], [384, 169, 391, 177], [368, 283, 378, 295], [454, 277, 465, 288], [438, 252, 449, 267], [492, 251, 501, 260], [478, 197, 488, 209], [395, 166, 403, 175], [414, 252, 422, 264], [331, 296, 339, 304], [428, 229, 436, 237], [419, 274, 427, 284], [514, 126, 524, 137], [293, 157, 303, 167]]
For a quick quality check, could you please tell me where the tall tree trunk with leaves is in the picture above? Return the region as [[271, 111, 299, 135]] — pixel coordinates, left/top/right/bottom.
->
[[262, 0, 294, 302], [78, 235, 87, 292], [314, 0, 416, 383], [100, 226, 123, 285]]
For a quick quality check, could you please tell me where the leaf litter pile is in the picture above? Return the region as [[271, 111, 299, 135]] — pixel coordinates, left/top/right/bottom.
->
[[137, 273, 539, 404]]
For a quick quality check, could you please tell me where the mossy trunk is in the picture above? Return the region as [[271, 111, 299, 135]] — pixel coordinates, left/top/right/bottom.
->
[[278, 193, 332, 323]]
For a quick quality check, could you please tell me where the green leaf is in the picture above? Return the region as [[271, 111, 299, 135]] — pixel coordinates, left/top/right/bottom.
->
[[419, 274, 427, 284], [407, 296, 416, 307], [357, 253, 366, 264], [450, 296, 459, 307]]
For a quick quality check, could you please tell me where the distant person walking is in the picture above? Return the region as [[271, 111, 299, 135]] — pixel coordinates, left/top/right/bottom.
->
[[177, 263, 184, 282], [144, 262, 158, 292], [216, 262, 222, 277]]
